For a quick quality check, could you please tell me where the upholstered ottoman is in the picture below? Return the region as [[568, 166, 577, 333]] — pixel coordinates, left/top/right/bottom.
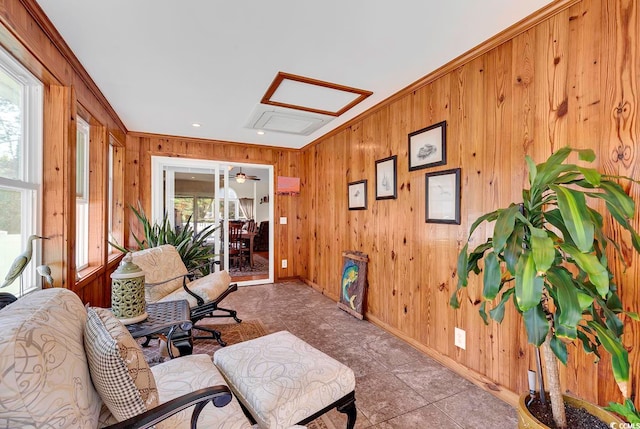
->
[[213, 331, 356, 429]]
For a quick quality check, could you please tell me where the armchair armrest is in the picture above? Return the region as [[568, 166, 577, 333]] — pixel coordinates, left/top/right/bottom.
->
[[104, 385, 232, 429], [147, 263, 232, 307]]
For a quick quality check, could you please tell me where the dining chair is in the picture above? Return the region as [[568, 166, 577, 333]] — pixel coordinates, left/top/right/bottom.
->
[[228, 225, 249, 270]]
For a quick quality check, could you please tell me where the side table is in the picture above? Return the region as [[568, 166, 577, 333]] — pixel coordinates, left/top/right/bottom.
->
[[126, 300, 193, 358]]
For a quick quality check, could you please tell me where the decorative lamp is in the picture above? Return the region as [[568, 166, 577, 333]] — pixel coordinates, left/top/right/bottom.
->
[[111, 253, 148, 324]]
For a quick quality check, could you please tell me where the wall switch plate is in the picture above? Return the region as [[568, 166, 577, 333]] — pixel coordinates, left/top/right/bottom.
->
[[279, 217, 287, 224], [281, 259, 288, 268], [454, 327, 466, 350]]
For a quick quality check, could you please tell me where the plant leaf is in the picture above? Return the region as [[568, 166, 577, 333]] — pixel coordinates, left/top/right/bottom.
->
[[587, 321, 629, 397], [504, 227, 524, 274], [544, 209, 576, 248], [605, 202, 640, 253], [515, 251, 544, 311], [530, 227, 555, 274], [551, 185, 594, 252], [546, 267, 582, 336], [479, 301, 489, 325], [482, 251, 501, 300], [550, 336, 568, 365], [600, 180, 635, 218], [489, 289, 514, 323], [468, 210, 500, 239], [525, 155, 537, 186], [576, 148, 596, 162], [523, 304, 549, 347], [457, 243, 469, 289], [605, 400, 640, 424], [543, 146, 572, 169], [577, 330, 597, 355], [493, 204, 520, 254], [451, 244, 469, 309], [577, 166, 601, 186], [561, 244, 609, 297]]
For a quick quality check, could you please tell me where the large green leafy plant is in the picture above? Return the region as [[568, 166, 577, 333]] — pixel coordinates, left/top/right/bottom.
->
[[450, 147, 640, 428], [112, 203, 218, 276]]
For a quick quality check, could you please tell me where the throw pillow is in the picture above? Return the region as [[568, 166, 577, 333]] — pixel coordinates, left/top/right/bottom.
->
[[84, 307, 159, 422]]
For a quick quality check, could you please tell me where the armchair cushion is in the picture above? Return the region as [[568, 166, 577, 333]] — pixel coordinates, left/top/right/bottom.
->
[[130, 245, 188, 302], [157, 270, 232, 308], [85, 307, 159, 422], [0, 288, 101, 428], [151, 354, 252, 429]]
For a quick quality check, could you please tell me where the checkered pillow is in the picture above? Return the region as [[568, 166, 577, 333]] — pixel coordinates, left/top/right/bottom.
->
[[84, 307, 159, 422]]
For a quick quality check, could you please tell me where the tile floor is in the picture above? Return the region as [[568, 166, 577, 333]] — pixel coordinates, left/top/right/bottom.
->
[[220, 280, 518, 429]]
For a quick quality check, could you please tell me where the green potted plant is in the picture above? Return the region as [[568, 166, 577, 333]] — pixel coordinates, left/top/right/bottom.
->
[[606, 399, 640, 424], [111, 203, 219, 276], [450, 147, 639, 428]]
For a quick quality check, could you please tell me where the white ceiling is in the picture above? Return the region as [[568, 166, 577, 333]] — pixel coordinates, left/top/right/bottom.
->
[[35, 1, 553, 149]]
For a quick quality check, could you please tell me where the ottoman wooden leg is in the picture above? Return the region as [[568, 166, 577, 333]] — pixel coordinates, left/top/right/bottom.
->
[[337, 391, 357, 429]]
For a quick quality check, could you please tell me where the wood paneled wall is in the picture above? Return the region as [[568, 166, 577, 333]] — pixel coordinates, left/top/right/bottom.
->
[[300, 0, 640, 407], [125, 133, 302, 281]]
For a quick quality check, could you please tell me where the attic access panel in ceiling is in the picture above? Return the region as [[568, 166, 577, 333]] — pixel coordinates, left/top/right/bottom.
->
[[246, 105, 334, 136], [261, 72, 372, 117]]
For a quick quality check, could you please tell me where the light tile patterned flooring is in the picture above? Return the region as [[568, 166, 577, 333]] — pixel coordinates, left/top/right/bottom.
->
[[218, 280, 518, 429]]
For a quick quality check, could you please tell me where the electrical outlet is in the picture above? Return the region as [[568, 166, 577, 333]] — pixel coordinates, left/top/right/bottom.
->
[[280, 217, 287, 224], [281, 259, 288, 269], [454, 327, 466, 350]]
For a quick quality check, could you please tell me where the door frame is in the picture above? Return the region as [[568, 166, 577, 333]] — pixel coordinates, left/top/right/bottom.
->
[[150, 156, 274, 286]]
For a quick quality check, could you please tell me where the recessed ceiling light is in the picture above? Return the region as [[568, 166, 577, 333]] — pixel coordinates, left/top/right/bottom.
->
[[192, 123, 201, 127], [257, 130, 265, 135]]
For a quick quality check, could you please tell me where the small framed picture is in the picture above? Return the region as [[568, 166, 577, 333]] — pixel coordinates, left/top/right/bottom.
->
[[348, 180, 367, 210], [375, 155, 397, 200], [408, 120, 447, 171], [425, 168, 460, 224]]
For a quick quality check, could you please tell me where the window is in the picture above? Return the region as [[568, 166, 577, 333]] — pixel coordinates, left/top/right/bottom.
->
[[216, 187, 246, 220], [174, 195, 215, 234], [75, 117, 89, 270], [107, 142, 113, 253], [0, 47, 43, 297], [106, 136, 124, 258]]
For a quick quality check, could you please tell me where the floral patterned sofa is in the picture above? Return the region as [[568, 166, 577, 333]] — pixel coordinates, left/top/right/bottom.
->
[[0, 287, 306, 429]]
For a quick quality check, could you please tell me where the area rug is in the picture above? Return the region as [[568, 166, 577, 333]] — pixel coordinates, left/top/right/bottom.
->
[[138, 320, 267, 364], [229, 253, 269, 277], [139, 320, 336, 429]]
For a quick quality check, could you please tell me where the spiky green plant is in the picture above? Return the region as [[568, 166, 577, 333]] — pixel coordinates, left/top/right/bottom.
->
[[606, 399, 640, 424], [111, 203, 218, 276], [450, 147, 640, 428]]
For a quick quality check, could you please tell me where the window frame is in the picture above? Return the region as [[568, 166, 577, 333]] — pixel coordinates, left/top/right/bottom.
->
[[75, 116, 90, 271], [0, 45, 43, 296]]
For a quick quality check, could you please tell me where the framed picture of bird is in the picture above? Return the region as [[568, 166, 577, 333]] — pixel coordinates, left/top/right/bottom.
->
[[337, 250, 368, 320]]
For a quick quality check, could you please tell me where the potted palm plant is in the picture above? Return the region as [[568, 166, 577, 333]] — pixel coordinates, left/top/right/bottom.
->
[[111, 203, 218, 276], [450, 147, 639, 428]]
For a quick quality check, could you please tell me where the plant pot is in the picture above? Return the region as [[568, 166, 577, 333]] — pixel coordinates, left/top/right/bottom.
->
[[517, 393, 624, 428]]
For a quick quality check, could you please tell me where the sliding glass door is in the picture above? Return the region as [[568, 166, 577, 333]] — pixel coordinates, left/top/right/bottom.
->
[[151, 156, 273, 285]]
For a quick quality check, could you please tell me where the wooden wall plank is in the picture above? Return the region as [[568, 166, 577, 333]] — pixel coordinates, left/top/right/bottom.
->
[[42, 84, 73, 290]]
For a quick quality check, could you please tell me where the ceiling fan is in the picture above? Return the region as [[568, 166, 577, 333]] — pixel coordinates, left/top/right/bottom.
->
[[235, 168, 260, 183]]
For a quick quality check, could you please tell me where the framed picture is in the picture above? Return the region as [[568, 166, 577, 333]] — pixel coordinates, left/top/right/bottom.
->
[[375, 155, 397, 200], [348, 180, 367, 210], [337, 250, 369, 320], [425, 168, 460, 224], [408, 120, 447, 171]]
